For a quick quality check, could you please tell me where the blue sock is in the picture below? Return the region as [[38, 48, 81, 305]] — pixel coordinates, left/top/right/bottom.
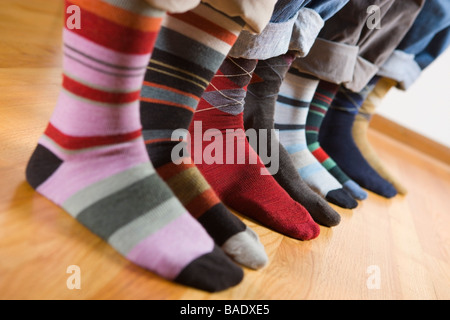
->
[[318, 78, 398, 198]]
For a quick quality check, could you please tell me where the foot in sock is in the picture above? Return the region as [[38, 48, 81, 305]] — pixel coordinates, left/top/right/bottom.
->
[[140, 5, 268, 269], [319, 79, 398, 198], [189, 57, 321, 240], [25, 0, 243, 292], [244, 53, 341, 227], [352, 77, 408, 195], [274, 68, 358, 209], [306, 80, 368, 200]]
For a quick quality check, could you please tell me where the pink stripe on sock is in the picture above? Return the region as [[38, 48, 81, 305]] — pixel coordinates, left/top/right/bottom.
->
[[63, 47, 146, 78], [63, 55, 146, 92], [63, 29, 151, 69], [37, 139, 149, 204], [126, 213, 214, 280], [50, 91, 141, 137]]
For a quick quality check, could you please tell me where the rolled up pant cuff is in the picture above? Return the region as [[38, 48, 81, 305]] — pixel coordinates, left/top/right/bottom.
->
[[292, 38, 359, 84], [289, 8, 324, 58], [229, 13, 299, 60], [344, 56, 379, 92], [377, 50, 422, 91]]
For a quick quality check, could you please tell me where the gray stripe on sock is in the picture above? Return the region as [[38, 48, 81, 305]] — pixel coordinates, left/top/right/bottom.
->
[[63, 163, 155, 217], [109, 197, 185, 255], [101, 0, 165, 17], [202, 89, 245, 115], [76, 172, 175, 240], [141, 85, 199, 110], [142, 129, 186, 141], [156, 27, 226, 73]]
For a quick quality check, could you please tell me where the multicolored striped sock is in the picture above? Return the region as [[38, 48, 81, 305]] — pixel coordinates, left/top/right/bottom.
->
[[140, 4, 268, 270], [275, 69, 358, 209], [243, 53, 341, 227], [319, 78, 398, 198], [306, 81, 368, 200], [189, 57, 321, 241], [25, 0, 243, 292], [352, 77, 408, 195]]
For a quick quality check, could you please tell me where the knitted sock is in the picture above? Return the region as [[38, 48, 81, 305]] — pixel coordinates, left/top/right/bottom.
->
[[352, 77, 408, 195], [306, 81, 368, 200], [189, 57, 321, 241], [319, 78, 398, 198], [140, 4, 267, 269], [25, 0, 243, 292], [275, 69, 358, 209], [243, 53, 341, 227]]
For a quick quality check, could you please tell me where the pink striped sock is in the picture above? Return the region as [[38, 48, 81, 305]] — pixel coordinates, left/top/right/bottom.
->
[[25, 0, 243, 292]]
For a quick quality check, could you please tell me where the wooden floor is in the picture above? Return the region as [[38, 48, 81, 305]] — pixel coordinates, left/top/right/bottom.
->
[[1, 0, 449, 300]]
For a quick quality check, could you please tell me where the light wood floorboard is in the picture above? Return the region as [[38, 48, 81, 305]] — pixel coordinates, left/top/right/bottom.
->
[[0, 0, 449, 300]]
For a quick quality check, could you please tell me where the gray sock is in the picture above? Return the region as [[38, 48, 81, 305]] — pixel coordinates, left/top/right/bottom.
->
[[243, 53, 342, 227]]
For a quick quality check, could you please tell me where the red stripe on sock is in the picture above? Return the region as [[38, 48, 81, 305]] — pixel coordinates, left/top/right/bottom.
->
[[309, 105, 327, 115], [184, 189, 221, 219], [65, 1, 158, 55], [63, 75, 140, 104], [168, 11, 238, 46], [306, 126, 319, 132], [45, 123, 142, 150], [314, 92, 333, 104], [157, 160, 194, 180], [311, 147, 329, 164]]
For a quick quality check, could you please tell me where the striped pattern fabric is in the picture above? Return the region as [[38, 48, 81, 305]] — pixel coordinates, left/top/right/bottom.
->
[[306, 81, 368, 200], [25, 0, 243, 292], [139, 5, 268, 270], [274, 69, 358, 209], [189, 57, 321, 241]]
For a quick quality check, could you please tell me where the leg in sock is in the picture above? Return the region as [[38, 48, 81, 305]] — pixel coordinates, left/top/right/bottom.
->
[[319, 78, 398, 198], [244, 53, 341, 227], [352, 77, 408, 195], [189, 57, 321, 240], [140, 4, 267, 269], [25, 0, 243, 292], [306, 80, 368, 200], [274, 68, 358, 209]]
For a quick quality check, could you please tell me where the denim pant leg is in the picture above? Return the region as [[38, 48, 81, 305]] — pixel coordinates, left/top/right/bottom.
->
[[415, 27, 450, 70], [305, 0, 349, 22], [397, 0, 450, 57], [293, 0, 424, 92], [270, 0, 311, 23], [229, 0, 315, 60], [378, 0, 450, 90]]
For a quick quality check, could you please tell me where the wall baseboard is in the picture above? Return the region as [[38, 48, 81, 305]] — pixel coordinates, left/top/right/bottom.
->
[[370, 114, 450, 165]]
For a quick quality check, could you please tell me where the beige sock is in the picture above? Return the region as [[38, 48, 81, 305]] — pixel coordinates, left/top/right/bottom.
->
[[352, 77, 408, 195]]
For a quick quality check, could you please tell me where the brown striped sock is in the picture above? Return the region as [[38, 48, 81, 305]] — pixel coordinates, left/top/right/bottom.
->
[[140, 3, 268, 269]]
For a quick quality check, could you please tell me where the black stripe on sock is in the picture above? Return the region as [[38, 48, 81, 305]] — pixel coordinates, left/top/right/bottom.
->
[[277, 94, 310, 108], [26, 144, 63, 189], [198, 203, 246, 246]]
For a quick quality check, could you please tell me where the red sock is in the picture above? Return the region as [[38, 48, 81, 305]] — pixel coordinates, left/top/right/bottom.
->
[[188, 57, 320, 240]]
